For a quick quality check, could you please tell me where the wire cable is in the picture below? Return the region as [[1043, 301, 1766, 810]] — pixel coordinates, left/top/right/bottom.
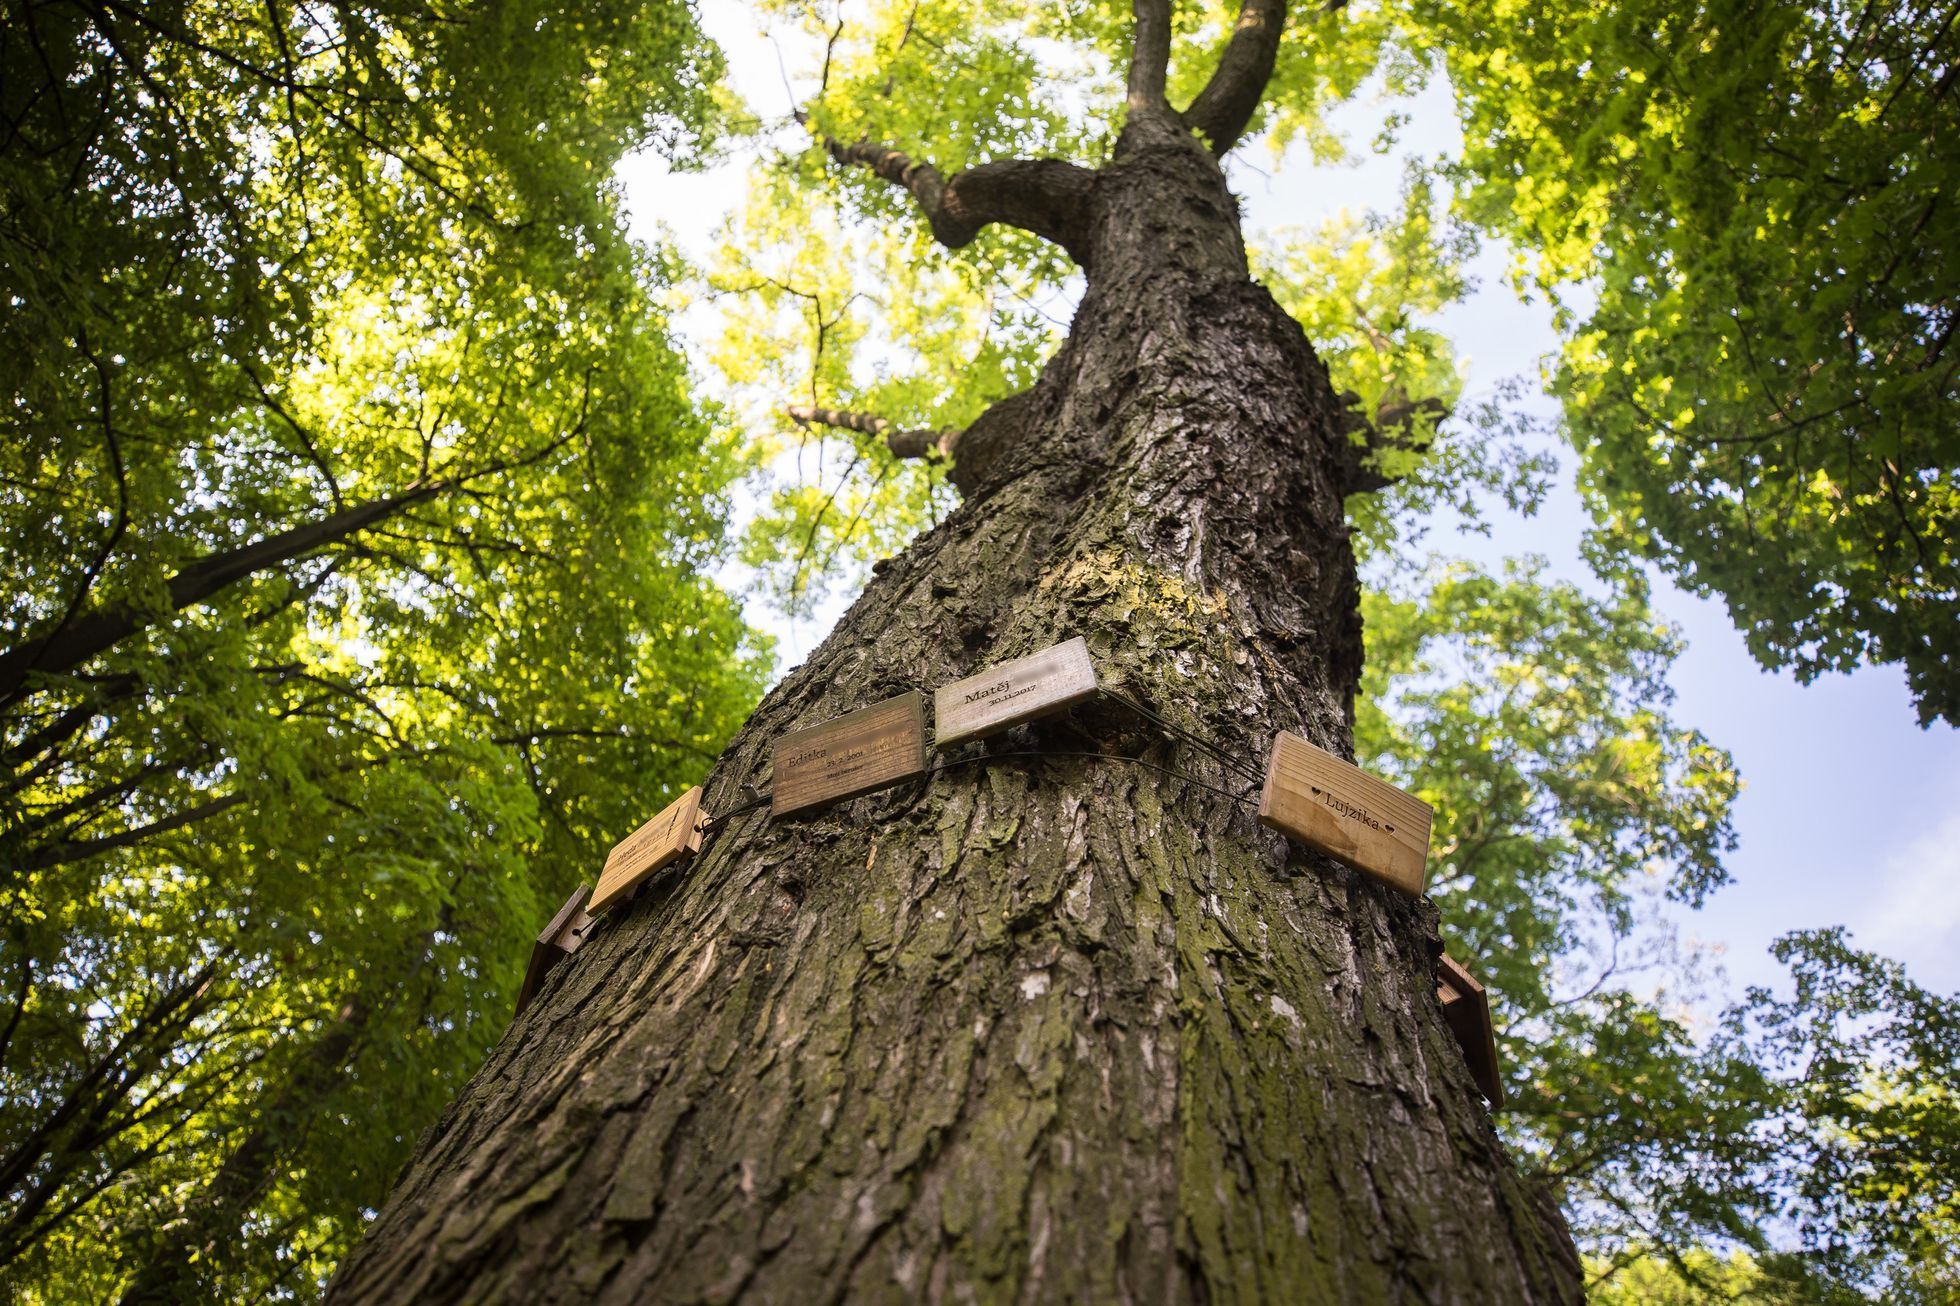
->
[[694, 689, 1268, 834], [1099, 689, 1265, 785], [927, 747, 1260, 808]]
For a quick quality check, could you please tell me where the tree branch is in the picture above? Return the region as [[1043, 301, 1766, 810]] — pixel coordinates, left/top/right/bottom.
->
[[0, 424, 582, 707], [1129, 0, 1173, 108], [0, 957, 224, 1206], [2, 673, 140, 772], [1182, 0, 1287, 155], [29, 330, 135, 693], [810, 123, 1097, 267], [1337, 394, 1449, 494], [8, 730, 469, 876], [117, 996, 371, 1306], [7, 792, 250, 874], [0, 950, 31, 1075], [0, 487, 435, 709], [786, 404, 958, 462]]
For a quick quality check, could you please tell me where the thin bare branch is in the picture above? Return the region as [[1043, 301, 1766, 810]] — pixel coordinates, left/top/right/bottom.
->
[[786, 404, 958, 462]]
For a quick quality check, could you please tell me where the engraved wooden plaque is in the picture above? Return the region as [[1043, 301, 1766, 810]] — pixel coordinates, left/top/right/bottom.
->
[[935, 636, 1099, 747], [771, 691, 927, 817], [1257, 731, 1432, 896], [591, 785, 704, 914], [1436, 952, 1504, 1107], [515, 884, 594, 1016]]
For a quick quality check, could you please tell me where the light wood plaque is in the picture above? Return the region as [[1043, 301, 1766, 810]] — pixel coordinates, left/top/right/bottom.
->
[[1436, 952, 1504, 1107], [591, 785, 704, 914], [516, 884, 594, 1016], [1257, 731, 1432, 896], [935, 636, 1099, 747], [772, 691, 927, 817]]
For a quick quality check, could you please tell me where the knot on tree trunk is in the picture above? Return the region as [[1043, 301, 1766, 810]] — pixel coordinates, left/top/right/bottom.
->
[[946, 388, 1049, 499]]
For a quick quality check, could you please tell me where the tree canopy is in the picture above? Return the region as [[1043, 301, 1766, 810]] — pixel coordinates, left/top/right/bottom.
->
[[1408, 0, 1960, 725], [1, 1, 763, 1297]]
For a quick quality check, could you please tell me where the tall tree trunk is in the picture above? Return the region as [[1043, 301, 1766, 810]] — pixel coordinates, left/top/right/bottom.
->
[[328, 111, 1582, 1303]]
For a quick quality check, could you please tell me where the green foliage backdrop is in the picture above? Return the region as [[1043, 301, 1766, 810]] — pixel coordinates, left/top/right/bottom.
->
[[1, 0, 1953, 1300], [0, 1, 765, 1297]]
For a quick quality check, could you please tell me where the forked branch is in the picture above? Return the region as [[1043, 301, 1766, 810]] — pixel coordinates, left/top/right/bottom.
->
[[1183, 0, 1288, 154], [811, 124, 1096, 267]]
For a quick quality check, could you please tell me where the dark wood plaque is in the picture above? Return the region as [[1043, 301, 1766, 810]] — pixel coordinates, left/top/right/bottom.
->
[[591, 785, 704, 914], [1435, 951, 1504, 1107], [1257, 731, 1432, 896], [771, 691, 928, 817], [515, 884, 594, 1016], [934, 636, 1099, 747]]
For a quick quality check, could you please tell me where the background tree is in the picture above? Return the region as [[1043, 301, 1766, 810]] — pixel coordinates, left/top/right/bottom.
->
[[0, 2, 764, 1299], [1535, 930, 1960, 1302], [1332, 0, 1958, 722]]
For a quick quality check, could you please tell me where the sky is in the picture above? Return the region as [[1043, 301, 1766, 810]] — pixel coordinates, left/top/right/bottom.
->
[[616, 5, 1960, 1009]]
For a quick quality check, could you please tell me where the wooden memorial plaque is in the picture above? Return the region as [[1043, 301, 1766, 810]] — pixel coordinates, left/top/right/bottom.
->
[[935, 636, 1099, 747], [1436, 952, 1504, 1107], [771, 691, 927, 817], [515, 884, 594, 1017], [590, 785, 705, 914], [1257, 731, 1432, 896]]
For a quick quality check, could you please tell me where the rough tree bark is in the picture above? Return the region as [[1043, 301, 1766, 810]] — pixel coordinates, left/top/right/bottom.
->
[[328, 7, 1583, 1301]]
